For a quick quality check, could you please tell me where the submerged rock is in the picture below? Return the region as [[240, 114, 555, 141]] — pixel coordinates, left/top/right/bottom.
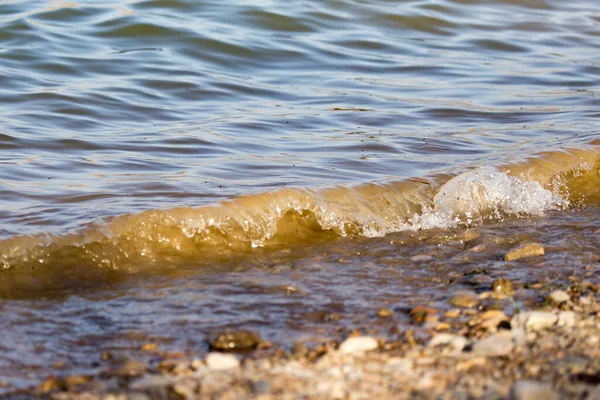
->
[[410, 306, 439, 324], [492, 278, 515, 295], [448, 291, 479, 308], [377, 308, 393, 318], [208, 330, 261, 352], [117, 359, 147, 378], [504, 243, 544, 261]]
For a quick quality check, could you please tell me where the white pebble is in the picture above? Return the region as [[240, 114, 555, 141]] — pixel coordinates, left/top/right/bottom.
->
[[548, 290, 570, 304], [511, 311, 557, 332], [205, 352, 240, 370], [339, 336, 378, 354], [557, 311, 576, 329], [428, 333, 467, 353], [511, 328, 527, 347], [510, 380, 558, 400], [472, 332, 514, 357]]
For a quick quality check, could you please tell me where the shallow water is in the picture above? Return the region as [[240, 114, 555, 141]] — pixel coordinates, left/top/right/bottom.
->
[[1, 0, 600, 392]]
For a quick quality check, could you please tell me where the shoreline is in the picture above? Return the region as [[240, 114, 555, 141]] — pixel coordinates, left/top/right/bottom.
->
[[8, 259, 599, 399]]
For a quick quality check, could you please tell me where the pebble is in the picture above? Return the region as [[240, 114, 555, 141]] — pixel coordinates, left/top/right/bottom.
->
[[411, 254, 433, 262], [117, 359, 146, 378], [504, 243, 544, 261], [548, 290, 570, 304], [511, 328, 527, 347], [469, 310, 508, 332], [456, 357, 487, 372], [511, 311, 557, 332], [435, 322, 451, 331], [62, 375, 91, 390], [448, 291, 479, 308], [509, 380, 559, 400], [428, 333, 467, 353], [557, 311, 576, 328], [386, 357, 414, 374], [410, 306, 439, 324], [172, 380, 196, 399], [140, 343, 158, 352], [377, 308, 393, 318], [130, 375, 173, 391], [205, 352, 241, 370], [472, 332, 514, 357], [579, 296, 592, 306], [338, 336, 379, 354], [208, 330, 261, 352], [491, 278, 515, 295]]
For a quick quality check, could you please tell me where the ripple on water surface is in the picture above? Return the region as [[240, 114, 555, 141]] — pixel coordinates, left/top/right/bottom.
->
[[0, 0, 599, 236]]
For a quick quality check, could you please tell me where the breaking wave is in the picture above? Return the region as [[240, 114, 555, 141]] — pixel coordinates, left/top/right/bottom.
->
[[0, 140, 599, 297]]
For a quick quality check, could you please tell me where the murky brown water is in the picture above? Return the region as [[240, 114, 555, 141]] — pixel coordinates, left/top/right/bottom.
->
[[1, 0, 600, 392]]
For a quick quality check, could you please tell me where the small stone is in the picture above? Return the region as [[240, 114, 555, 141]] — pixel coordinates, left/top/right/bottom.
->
[[448, 291, 479, 308], [511, 328, 527, 347], [461, 230, 480, 243], [428, 333, 467, 353], [339, 336, 378, 354], [456, 357, 486, 372], [548, 290, 570, 304], [509, 380, 558, 400], [49, 394, 72, 400], [377, 308, 393, 318], [62, 375, 91, 390], [511, 311, 557, 332], [579, 296, 592, 306], [36, 377, 58, 394], [205, 352, 241, 370], [472, 332, 514, 357], [492, 278, 515, 295], [117, 359, 146, 378], [157, 359, 189, 374], [208, 330, 261, 352], [469, 243, 488, 253], [435, 322, 451, 331], [587, 335, 599, 346], [171, 381, 196, 399], [587, 387, 600, 400], [469, 310, 509, 332], [140, 343, 158, 352], [411, 254, 433, 262], [328, 382, 346, 399], [386, 357, 414, 374], [291, 342, 308, 356], [410, 306, 439, 324], [130, 375, 173, 391], [445, 309, 461, 318], [557, 311, 576, 328], [504, 243, 544, 261]]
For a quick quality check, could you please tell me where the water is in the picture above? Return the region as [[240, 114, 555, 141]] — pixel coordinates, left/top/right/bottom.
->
[[1, 0, 600, 392]]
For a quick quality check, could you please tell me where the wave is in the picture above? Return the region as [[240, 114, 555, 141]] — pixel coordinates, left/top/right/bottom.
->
[[0, 140, 599, 297]]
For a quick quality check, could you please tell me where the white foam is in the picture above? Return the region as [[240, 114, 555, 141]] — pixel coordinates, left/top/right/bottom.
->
[[402, 167, 568, 231]]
